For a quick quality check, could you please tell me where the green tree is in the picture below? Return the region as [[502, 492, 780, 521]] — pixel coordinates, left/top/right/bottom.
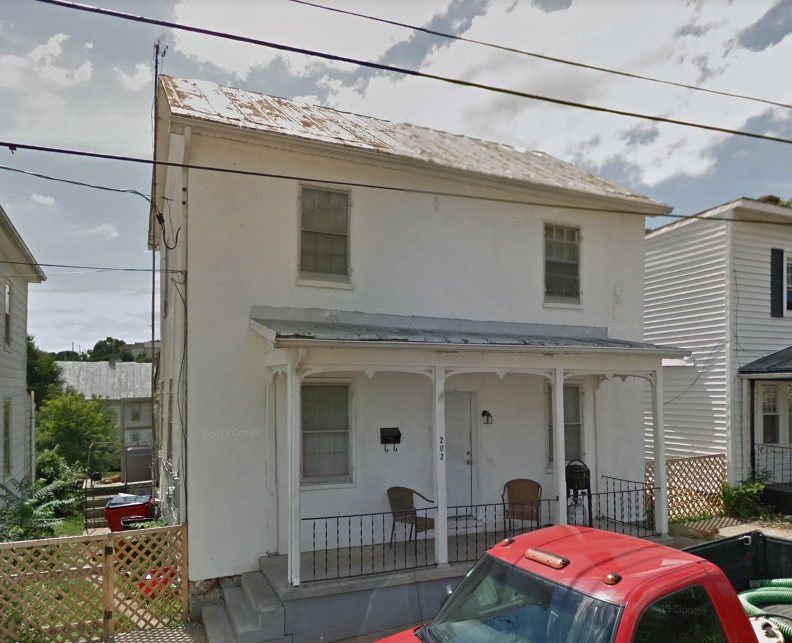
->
[[26, 336, 63, 409], [88, 337, 134, 362], [53, 349, 87, 361], [36, 392, 118, 470]]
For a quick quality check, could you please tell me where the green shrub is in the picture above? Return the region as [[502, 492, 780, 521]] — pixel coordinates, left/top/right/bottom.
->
[[721, 476, 772, 520], [35, 448, 85, 518], [0, 476, 81, 541]]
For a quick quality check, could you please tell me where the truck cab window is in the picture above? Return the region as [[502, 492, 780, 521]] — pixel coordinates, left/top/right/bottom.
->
[[633, 585, 726, 643]]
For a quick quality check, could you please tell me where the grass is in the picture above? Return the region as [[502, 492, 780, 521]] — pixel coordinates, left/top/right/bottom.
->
[[52, 514, 85, 538]]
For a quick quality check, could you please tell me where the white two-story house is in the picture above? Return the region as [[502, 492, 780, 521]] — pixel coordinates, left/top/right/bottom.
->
[[645, 197, 792, 487], [151, 76, 681, 642], [0, 204, 45, 484]]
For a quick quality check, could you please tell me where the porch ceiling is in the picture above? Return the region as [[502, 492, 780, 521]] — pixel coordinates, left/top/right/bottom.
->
[[250, 306, 685, 357]]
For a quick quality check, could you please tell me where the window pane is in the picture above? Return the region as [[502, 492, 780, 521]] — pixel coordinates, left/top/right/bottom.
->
[[633, 586, 726, 643], [302, 385, 350, 481], [545, 225, 579, 300], [547, 385, 581, 464]]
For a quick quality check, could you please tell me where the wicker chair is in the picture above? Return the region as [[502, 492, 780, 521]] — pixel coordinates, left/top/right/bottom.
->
[[502, 479, 542, 531], [387, 486, 435, 546]]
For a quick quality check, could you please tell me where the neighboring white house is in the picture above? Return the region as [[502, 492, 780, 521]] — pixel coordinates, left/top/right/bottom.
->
[[0, 204, 45, 482], [151, 76, 682, 638], [645, 197, 792, 485], [57, 360, 153, 481]]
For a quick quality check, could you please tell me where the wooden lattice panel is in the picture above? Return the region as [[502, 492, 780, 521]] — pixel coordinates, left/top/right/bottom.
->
[[0, 525, 187, 642], [112, 526, 187, 633], [646, 454, 727, 521]]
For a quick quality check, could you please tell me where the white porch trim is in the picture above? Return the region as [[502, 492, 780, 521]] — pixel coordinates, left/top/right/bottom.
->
[[651, 367, 669, 535]]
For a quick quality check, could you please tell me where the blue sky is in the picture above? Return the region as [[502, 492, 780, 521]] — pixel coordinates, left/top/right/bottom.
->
[[2, 0, 792, 350]]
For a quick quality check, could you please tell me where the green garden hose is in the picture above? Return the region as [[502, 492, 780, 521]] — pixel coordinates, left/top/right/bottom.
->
[[740, 581, 792, 640]]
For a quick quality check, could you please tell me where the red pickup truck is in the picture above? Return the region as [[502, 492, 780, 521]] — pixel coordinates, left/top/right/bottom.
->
[[378, 525, 792, 643]]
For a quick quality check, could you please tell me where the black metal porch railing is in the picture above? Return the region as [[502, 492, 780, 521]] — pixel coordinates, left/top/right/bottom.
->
[[567, 475, 657, 538], [448, 498, 559, 564], [756, 444, 792, 483], [300, 507, 436, 582]]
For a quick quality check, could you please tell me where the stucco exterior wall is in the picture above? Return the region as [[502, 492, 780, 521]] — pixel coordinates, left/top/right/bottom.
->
[[166, 128, 651, 580]]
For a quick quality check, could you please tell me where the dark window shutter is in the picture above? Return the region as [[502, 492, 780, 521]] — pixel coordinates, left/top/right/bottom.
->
[[771, 248, 784, 318]]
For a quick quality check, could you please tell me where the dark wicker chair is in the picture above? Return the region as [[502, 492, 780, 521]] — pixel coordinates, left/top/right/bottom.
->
[[387, 486, 435, 546], [502, 479, 542, 531]]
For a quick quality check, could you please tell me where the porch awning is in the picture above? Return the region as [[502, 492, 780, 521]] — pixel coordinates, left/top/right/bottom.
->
[[740, 345, 792, 376], [250, 306, 685, 356]]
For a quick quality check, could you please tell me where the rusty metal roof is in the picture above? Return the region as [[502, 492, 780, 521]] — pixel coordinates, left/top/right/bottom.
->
[[250, 307, 684, 355], [160, 76, 667, 210], [57, 361, 152, 400]]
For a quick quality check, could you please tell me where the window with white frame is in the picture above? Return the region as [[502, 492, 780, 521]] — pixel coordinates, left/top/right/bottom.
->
[[302, 384, 351, 483], [544, 225, 580, 303], [763, 384, 780, 444], [3, 282, 10, 347], [546, 384, 582, 465], [299, 187, 350, 279]]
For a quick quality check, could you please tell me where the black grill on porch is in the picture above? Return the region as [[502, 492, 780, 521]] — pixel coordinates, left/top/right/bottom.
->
[[299, 476, 657, 583]]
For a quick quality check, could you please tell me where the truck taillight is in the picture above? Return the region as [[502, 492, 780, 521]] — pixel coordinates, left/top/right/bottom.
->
[[525, 548, 570, 569]]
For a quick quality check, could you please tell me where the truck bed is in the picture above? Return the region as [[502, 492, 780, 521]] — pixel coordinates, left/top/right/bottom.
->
[[685, 530, 792, 593]]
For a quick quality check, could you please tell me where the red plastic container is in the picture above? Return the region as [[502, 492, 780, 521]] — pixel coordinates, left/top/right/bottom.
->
[[104, 494, 152, 532]]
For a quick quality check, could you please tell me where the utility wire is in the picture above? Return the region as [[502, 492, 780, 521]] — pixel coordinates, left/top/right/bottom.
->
[[0, 259, 183, 273], [287, 0, 792, 112], [30, 0, 792, 147], [4, 140, 792, 227], [0, 163, 152, 203]]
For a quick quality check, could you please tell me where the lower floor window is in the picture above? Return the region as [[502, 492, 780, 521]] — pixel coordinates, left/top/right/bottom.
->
[[547, 384, 582, 465], [302, 384, 350, 482]]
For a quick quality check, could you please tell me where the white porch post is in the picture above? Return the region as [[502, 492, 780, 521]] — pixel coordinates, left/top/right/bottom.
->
[[651, 367, 669, 536], [286, 362, 302, 586], [553, 368, 568, 525], [264, 375, 278, 554], [433, 366, 448, 566]]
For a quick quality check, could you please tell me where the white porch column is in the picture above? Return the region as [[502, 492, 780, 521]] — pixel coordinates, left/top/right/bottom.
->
[[651, 367, 669, 536], [264, 375, 278, 554], [286, 362, 302, 586], [553, 368, 568, 525], [433, 366, 448, 566]]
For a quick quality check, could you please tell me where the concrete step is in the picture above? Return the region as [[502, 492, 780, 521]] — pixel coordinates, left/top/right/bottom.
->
[[223, 585, 262, 643], [203, 603, 235, 643], [241, 572, 284, 639]]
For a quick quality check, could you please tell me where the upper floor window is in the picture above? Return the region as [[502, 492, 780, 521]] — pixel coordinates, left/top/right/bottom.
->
[[299, 187, 349, 279], [544, 225, 579, 303], [302, 384, 351, 483], [3, 282, 10, 347]]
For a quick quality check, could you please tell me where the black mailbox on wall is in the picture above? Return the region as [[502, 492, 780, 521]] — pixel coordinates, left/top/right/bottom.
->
[[380, 427, 401, 451]]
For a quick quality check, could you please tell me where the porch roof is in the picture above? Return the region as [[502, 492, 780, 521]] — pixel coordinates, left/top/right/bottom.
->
[[250, 306, 684, 356], [740, 345, 792, 376]]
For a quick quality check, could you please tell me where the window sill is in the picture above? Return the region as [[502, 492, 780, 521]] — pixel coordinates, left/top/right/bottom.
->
[[301, 480, 355, 491], [297, 276, 354, 290], [543, 300, 582, 310]]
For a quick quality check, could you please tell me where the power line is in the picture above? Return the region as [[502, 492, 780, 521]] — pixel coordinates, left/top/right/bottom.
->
[[4, 139, 792, 228], [0, 164, 152, 203], [287, 0, 792, 112], [0, 259, 183, 273], [31, 0, 792, 147]]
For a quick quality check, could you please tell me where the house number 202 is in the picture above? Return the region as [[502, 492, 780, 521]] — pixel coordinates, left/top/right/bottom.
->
[[439, 436, 444, 460]]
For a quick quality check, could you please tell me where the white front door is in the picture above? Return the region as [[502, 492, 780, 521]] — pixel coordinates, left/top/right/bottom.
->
[[446, 391, 475, 509]]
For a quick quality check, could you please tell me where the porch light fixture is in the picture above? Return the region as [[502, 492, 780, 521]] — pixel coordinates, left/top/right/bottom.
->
[[481, 410, 493, 425]]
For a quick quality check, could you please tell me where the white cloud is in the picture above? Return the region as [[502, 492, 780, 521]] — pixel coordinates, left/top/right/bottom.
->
[[30, 194, 56, 206], [73, 223, 120, 240], [0, 54, 28, 88], [28, 33, 69, 64], [114, 62, 152, 91], [85, 42, 94, 50]]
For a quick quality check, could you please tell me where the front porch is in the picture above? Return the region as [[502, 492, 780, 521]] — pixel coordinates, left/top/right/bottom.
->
[[295, 475, 656, 582], [252, 307, 681, 588]]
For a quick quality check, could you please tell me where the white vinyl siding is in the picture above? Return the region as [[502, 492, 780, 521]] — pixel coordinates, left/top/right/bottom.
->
[[644, 222, 729, 460]]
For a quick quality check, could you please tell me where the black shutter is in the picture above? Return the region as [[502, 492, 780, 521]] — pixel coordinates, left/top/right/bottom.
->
[[771, 248, 784, 318]]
